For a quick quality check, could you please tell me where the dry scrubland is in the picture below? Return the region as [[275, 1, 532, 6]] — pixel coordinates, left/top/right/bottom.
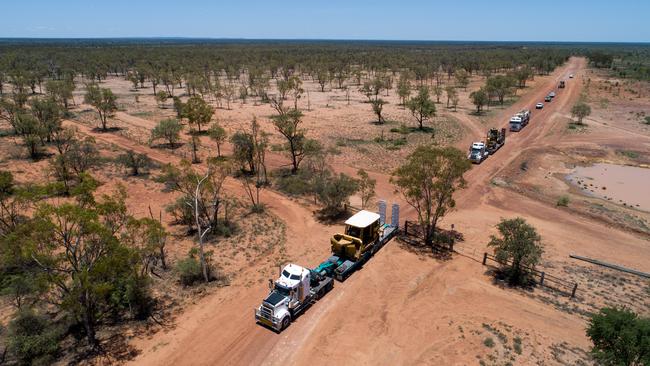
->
[[0, 41, 648, 366]]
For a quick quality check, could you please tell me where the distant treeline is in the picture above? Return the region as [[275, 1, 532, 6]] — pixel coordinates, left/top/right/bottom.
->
[[0, 40, 647, 95]]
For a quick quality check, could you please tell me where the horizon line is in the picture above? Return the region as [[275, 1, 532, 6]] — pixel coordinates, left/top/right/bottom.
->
[[0, 37, 648, 45]]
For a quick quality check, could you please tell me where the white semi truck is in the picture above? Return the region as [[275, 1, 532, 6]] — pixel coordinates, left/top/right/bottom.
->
[[255, 263, 334, 331], [509, 110, 531, 132], [468, 142, 489, 164]]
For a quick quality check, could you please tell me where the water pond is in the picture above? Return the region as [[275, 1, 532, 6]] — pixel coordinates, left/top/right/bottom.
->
[[566, 163, 650, 212]]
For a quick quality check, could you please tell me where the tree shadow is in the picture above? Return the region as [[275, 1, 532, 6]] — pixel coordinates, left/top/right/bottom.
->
[[314, 208, 352, 225], [91, 126, 123, 133], [150, 142, 184, 150], [396, 230, 462, 262], [188, 129, 209, 136], [483, 266, 537, 292]]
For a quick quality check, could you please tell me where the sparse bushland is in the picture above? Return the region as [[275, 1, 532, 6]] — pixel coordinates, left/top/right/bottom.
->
[[0, 173, 158, 353]]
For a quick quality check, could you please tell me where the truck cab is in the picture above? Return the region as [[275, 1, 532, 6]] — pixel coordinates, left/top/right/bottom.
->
[[468, 142, 489, 163], [255, 264, 310, 331], [509, 116, 523, 131]]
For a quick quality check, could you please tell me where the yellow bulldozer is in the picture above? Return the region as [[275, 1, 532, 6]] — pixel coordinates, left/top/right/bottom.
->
[[330, 210, 381, 261]]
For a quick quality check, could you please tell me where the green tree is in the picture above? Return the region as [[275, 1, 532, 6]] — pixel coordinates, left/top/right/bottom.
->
[[445, 86, 457, 108], [184, 96, 214, 133], [571, 101, 592, 124], [271, 107, 310, 173], [150, 118, 182, 148], [454, 69, 470, 90], [7, 309, 63, 365], [407, 87, 437, 130], [158, 160, 230, 282], [397, 76, 412, 106], [587, 307, 650, 366], [30, 97, 62, 143], [172, 96, 185, 119], [240, 118, 268, 213], [470, 88, 489, 114], [488, 217, 543, 285], [513, 67, 532, 88], [391, 145, 471, 246], [486, 75, 515, 105], [14, 113, 45, 160], [84, 84, 117, 131], [208, 123, 227, 157], [157, 159, 231, 237], [45, 79, 75, 111], [432, 84, 443, 103], [155, 90, 169, 108], [116, 150, 153, 176], [29, 183, 151, 348], [230, 130, 255, 172], [370, 98, 387, 124], [357, 169, 376, 209], [313, 171, 359, 218], [316, 69, 329, 92]]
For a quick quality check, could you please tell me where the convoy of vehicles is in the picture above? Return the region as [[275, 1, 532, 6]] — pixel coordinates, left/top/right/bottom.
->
[[258, 74, 571, 332], [256, 206, 399, 331]]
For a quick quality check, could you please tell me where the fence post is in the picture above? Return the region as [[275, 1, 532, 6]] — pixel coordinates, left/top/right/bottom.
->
[[539, 272, 545, 286], [482, 253, 488, 265], [571, 283, 578, 299]]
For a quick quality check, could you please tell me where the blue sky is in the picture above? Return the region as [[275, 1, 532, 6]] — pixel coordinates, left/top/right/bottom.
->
[[1, 0, 648, 42]]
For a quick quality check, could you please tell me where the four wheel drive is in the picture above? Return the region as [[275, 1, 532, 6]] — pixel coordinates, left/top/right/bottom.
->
[[545, 95, 552, 102], [536, 102, 544, 109], [549, 91, 556, 98]]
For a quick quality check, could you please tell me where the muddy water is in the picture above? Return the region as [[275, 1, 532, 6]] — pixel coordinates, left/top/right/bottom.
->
[[567, 163, 650, 212]]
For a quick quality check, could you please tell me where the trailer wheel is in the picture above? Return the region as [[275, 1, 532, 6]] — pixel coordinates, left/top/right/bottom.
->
[[281, 316, 291, 330]]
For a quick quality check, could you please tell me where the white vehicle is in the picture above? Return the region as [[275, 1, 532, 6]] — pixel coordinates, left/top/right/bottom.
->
[[255, 263, 333, 331], [549, 91, 556, 98], [509, 110, 530, 131], [535, 102, 544, 109], [569, 74, 574, 78], [468, 142, 489, 164]]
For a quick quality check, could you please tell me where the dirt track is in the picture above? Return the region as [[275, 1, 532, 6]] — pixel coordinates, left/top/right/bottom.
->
[[66, 57, 650, 365]]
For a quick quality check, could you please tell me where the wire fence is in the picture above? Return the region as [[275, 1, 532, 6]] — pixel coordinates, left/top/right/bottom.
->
[[482, 253, 578, 298], [402, 221, 578, 298]]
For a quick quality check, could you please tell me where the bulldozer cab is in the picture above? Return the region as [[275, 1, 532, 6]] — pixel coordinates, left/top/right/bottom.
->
[[331, 210, 381, 261], [344, 211, 380, 244]]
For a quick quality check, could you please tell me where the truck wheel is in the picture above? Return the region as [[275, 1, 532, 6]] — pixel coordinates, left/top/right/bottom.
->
[[281, 316, 291, 330]]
